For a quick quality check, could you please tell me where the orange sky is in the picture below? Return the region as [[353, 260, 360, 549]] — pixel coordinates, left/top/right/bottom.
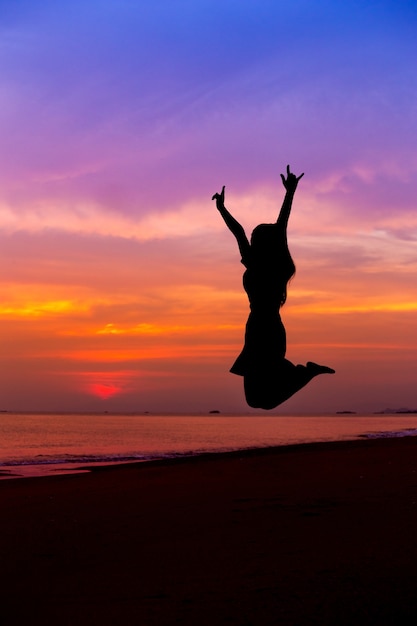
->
[[1, 191, 416, 413]]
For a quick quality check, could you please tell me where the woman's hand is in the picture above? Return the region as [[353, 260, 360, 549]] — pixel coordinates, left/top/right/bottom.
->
[[280, 165, 304, 193], [212, 185, 225, 209]]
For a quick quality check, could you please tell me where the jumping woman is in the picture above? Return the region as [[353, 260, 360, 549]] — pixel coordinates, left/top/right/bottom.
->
[[212, 165, 334, 410]]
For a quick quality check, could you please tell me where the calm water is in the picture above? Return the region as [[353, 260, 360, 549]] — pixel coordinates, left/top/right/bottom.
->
[[1, 412, 417, 479]]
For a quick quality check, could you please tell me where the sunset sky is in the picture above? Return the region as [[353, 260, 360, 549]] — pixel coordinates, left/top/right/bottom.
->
[[1, 0, 416, 413]]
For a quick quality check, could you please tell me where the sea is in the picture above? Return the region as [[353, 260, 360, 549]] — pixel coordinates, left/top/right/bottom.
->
[[1, 412, 417, 479]]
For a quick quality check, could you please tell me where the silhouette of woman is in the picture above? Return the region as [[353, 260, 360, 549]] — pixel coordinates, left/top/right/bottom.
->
[[212, 165, 334, 410]]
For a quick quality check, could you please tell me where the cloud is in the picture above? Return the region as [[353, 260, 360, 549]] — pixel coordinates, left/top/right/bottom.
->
[[1, 0, 416, 225]]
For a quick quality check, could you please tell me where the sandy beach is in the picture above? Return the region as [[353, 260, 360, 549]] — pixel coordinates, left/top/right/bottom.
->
[[1, 436, 417, 625]]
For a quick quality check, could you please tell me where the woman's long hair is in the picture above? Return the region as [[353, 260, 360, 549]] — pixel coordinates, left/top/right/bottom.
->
[[250, 224, 296, 306]]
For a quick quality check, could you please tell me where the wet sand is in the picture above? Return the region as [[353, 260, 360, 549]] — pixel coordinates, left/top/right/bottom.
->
[[1, 437, 417, 625]]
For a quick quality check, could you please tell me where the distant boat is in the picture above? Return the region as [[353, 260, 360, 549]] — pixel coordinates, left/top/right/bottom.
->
[[209, 410, 221, 414], [336, 410, 356, 415]]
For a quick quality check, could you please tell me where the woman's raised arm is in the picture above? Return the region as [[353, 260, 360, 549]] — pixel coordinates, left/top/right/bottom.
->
[[276, 165, 304, 229], [212, 186, 250, 259]]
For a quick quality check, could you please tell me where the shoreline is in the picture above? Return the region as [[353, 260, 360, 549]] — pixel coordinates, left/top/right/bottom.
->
[[77, 432, 417, 475], [3, 412, 417, 481], [2, 430, 417, 481], [1, 436, 417, 624]]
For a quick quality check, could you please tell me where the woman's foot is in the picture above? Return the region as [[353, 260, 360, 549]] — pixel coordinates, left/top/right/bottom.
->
[[306, 361, 335, 375]]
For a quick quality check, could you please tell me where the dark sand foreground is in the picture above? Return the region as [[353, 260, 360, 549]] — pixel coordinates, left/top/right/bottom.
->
[[2, 437, 417, 625]]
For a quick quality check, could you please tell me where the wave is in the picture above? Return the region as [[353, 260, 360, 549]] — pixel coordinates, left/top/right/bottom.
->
[[2, 452, 166, 467], [0, 447, 236, 469], [361, 428, 417, 439]]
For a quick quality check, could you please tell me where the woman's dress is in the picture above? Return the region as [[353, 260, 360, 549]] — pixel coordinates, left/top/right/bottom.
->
[[230, 249, 288, 377]]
